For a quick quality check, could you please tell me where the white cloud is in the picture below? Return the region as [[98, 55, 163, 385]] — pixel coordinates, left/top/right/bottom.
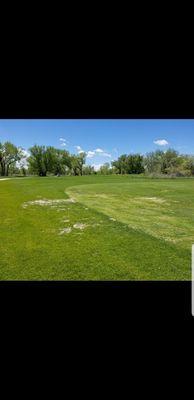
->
[[86, 151, 95, 158], [86, 149, 111, 158], [93, 148, 111, 157], [60, 137, 69, 142], [101, 152, 111, 158], [75, 146, 112, 159], [59, 138, 68, 147], [153, 139, 169, 146], [75, 145, 85, 154]]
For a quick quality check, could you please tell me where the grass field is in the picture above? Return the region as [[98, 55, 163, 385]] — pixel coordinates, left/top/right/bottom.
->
[[0, 175, 193, 280]]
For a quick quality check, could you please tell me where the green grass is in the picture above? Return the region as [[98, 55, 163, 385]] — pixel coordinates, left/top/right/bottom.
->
[[0, 175, 193, 280]]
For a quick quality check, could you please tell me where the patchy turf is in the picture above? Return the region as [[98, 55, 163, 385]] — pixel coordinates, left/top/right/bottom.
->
[[0, 175, 193, 280]]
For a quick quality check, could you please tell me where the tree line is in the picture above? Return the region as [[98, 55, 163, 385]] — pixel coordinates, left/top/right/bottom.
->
[[1, 141, 194, 177], [28, 145, 86, 176], [112, 149, 194, 176]]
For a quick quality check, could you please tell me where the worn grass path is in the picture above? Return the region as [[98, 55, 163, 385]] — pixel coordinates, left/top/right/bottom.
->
[[0, 175, 193, 280]]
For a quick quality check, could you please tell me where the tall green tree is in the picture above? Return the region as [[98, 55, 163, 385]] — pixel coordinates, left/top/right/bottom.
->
[[46, 149, 72, 175], [161, 149, 182, 174], [77, 152, 86, 176], [181, 155, 194, 176], [99, 163, 112, 175], [70, 155, 79, 176], [28, 145, 47, 176], [82, 165, 95, 175], [0, 141, 22, 176], [144, 150, 164, 174], [112, 155, 128, 174], [61, 149, 72, 174], [125, 154, 144, 174], [112, 154, 144, 174], [28, 145, 57, 176], [70, 153, 86, 176]]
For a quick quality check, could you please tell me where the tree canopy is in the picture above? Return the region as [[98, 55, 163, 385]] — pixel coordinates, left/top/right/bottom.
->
[[112, 154, 144, 174], [0, 142, 22, 176], [1, 140, 194, 178]]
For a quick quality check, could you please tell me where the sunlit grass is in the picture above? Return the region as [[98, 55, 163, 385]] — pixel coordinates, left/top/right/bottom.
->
[[0, 175, 193, 280]]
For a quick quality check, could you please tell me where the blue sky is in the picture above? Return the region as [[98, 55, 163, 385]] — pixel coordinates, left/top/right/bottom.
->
[[0, 119, 193, 170]]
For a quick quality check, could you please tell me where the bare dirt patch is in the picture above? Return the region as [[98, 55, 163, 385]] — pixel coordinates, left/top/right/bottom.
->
[[92, 223, 101, 227], [130, 196, 167, 205], [22, 198, 76, 208], [94, 194, 108, 198], [142, 197, 166, 204], [73, 223, 88, 230], [58, 227, 72, 235]]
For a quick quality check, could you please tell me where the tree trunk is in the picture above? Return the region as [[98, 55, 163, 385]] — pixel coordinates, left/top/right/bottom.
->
[[1, 162, 5, 176]]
